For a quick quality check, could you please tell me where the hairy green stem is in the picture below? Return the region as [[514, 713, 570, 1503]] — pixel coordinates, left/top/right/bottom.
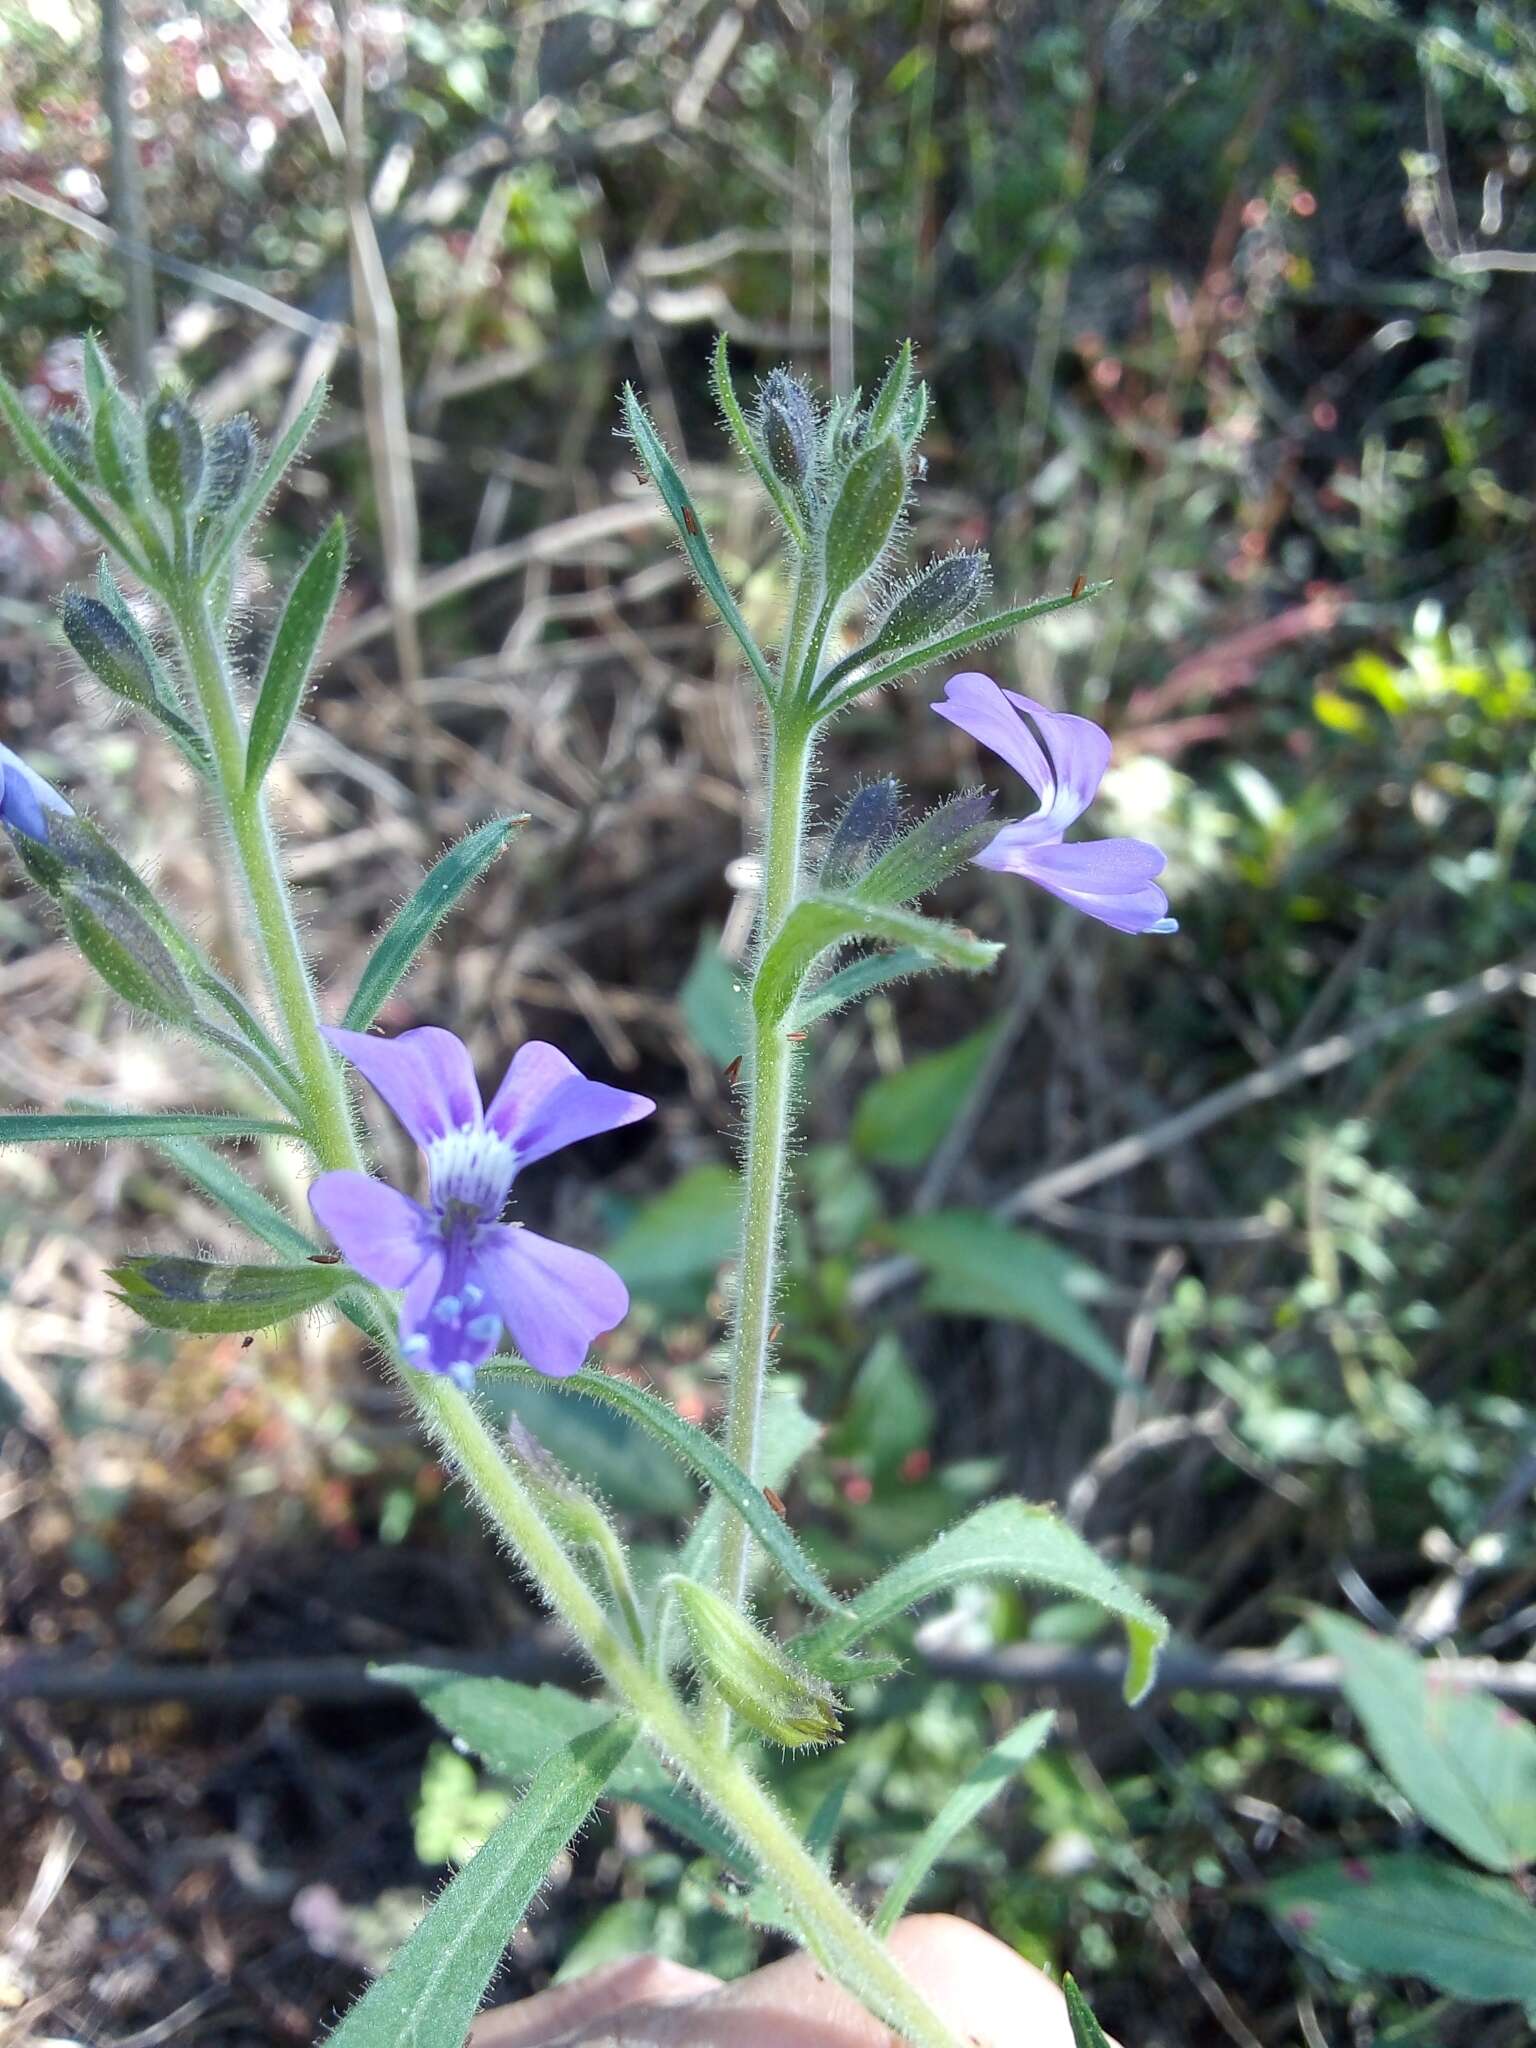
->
[[713, 713, 814, 1637], [169, 581, 361, 1174], [413, 1376, 963, 2048]]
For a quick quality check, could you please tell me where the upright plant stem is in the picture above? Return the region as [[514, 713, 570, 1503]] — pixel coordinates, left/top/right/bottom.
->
[[170, 583, 360, 1175], [714, 713, 813, 1633], [413, 1376, 963, 2048]]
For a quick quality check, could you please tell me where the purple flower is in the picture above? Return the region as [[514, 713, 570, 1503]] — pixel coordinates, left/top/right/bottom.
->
[[309, 1026, 653, 1386], [1, 742, 72, 845], [932, 672, 1177, 935]]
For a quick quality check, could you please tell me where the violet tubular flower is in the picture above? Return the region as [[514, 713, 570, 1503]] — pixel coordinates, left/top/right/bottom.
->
[[309, 1026, 653, 1386], [932, 671, 1177, 935], [0, 742, 72, 845]]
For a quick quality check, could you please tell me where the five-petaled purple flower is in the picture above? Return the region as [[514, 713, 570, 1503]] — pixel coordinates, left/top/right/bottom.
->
[[309, 1027, 653, 1386], [0, 742, 72, 845], [932, 671, 1176, 935]]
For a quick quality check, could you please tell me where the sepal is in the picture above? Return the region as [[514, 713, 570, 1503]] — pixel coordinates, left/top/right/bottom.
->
[[145, 392, 203, 517], [670, 1575, 842, 1748], [851, 789, 996, 907], [818, 778, 903, 889], [822, 433, 906, 602], [109, 1254, 357, 1333]]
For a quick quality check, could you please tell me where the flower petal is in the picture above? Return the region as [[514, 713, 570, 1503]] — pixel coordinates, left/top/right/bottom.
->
[[932, 672, 1054, 791], [308, 1170, 435, 1285], [475, 1224, 629, 1379], [1001, 688, 1112, 830], [932, 673, 1111, 839], [1, 743, 72, 844], [983, 834, 1177, 935], [324, 1025, 483, 1150], [483, 1041, 654, 1168]]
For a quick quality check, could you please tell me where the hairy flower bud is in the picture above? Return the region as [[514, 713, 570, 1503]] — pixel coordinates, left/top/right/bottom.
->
[[670, 1575, 842, 1747], [872, 552, 986, 654], [823, 435, 906, 599], [820, 778, 903, 888], [61, 592, 161, 712], [63, 881, 198, 1026], [202, 415, 256, 512], [853, 788, 997, 907], [145, 393, 203, 515], [45, 413, 96, 483], [759, 370, 816, 491]]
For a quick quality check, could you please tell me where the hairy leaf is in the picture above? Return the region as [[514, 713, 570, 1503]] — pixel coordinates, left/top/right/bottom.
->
[[754, 893, 1000, 1029], [794, 1499, 1167, 1704], [325, 1717, 634, 2048], [380, 1669, 742, 1871], [0, 1111, 299, 1146], [621, 386, 777, 699], [480, 1358, 841, 1617], [343, 817, 523, 1032], [110, 1254, 356, 1333], [245, 516, 346, 790]]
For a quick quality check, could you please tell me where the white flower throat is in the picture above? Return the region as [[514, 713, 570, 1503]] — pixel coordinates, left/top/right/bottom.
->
[[426, 1123, 517, 1221]]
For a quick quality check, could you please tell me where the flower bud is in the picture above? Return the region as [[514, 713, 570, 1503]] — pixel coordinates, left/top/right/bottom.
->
[[202, 415, 256, 512], [145, 393, 203, 515], [853, 788, 997, 908], [505, 1418, 613, 1550], [60, 592, 161, 713], [872, 552, 986, 654], [823, 435, 906, 599], [45, 413, 96, 483], [820, 778, 903, 888], [758, 370, 816, 491], [0, 742, 73, 847], [63, 881, 197, 1026], [670, 1575, 842, 1748]]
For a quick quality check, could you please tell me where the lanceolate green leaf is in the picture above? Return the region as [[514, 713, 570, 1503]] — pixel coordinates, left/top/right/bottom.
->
[[1063, 1977, 1115, 2048], [480, 1358, 842, 1618], [110, 1254, 357, 1333], [794, 1499, 1167, 1704], [245, 516, 346, 791], [378, 1668, 744, 1871], [755, 894, 1001, 1029], [1310, 1609, 1536, 1872], [156, 1137, 317, 1259], [325, 1717, 635, 2048], [816, 581, 1112, 712], [1265, 1853, 1536, 2006], [0, 1111, 300, 1146], [791, 947, 938, 1027], [621, 386, 777, 700], [342, 817, 524, 1032], [873, 1710, 1054, 1933]]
